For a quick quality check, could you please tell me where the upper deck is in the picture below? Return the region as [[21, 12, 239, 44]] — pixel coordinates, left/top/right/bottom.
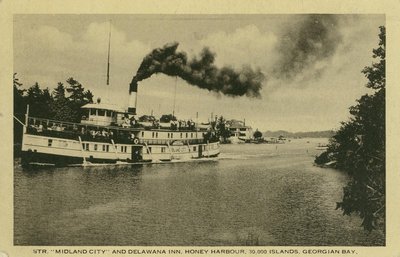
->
[[26, 116, 219, 146]]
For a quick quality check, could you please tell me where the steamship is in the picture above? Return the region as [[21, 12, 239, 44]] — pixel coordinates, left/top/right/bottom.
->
[[19, 27, 221, 167], [20, 84, 220, 166]]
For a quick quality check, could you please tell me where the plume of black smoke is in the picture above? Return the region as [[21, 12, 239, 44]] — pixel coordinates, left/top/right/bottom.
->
[[130, 42, 265, 97], [274, 14, 342, 79]]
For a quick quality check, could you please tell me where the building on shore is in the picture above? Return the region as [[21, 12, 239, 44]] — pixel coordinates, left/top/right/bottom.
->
[[225, 119, 253, 144]]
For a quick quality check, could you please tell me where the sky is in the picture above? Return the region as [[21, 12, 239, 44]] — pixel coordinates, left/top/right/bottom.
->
[[13, 14, 384, 132]]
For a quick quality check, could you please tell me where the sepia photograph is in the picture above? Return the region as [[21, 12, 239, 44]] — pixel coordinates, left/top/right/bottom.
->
[[11, 13, 387, 248]]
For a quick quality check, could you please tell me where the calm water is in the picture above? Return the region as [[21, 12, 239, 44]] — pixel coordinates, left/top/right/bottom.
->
[[14, 138, 384, 246]]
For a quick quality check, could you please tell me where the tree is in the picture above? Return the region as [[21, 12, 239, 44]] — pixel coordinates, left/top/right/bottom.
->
[[65, 77, 94, 122], [317, 26, 385, 231], [66, 77, 85, 104], [253, 130, 263, 139], [215, 116, 231, 143], [13, 73, 26, 116], [50, 82, 78, 122], [13, 73, 26, 151], [52, 82, 66, 100], [25, 82, 53, 118]]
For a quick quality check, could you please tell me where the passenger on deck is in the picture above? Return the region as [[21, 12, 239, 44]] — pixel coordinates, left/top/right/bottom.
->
[[90, 130, 97, 138], [122, 117, 130, 128], [171, 120, 178, 130], [130, 116, 136, 127], [181, 120, 186, 129]]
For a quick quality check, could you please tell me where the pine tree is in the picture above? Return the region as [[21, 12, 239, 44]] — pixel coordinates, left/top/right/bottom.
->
[[65, 77, 94, 122], [51, 82, 77, 122], [26, 83, 53, 118]]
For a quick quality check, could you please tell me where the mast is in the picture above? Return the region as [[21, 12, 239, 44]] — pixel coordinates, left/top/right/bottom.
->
[[106, 21, 111, 86], [173, 76, 177, 116]]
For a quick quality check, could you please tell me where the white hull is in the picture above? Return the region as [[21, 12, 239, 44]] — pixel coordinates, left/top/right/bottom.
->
[[21, 133, 220, 166]]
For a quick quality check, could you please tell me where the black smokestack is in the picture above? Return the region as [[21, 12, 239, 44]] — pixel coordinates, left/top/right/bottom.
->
[[128, 81, 138, 114], [130, 42, 264, 98], [274, 14, 342, 79]]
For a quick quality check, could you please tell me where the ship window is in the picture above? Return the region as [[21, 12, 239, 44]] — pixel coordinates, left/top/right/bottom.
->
[[156, 132, 158, 138], [152, 132, 154, 138], [167, 133, 170, 138], [161, 147, 165, 153], [141, 131, 144, 137], [180, 133, 182, 138], [171, 133, 173, 138], [191, 133, 193, 138], [94, 144, 98, 151], [98, 109, 105, 116], [186, 133, 188, 138], [120, 146, 123, 152], [106, 145, 109, 152], [48, 139, 52, 147], [193, 146, 197, 151], [148, 147, 152, 153], [85, 143, 89, 151], [89, 109, 94, 115], [106, 110, 111, 117], [102, 145, 106, 151]]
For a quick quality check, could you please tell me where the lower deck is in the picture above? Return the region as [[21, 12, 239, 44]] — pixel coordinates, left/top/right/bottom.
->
[[21, 134, 220, 166]]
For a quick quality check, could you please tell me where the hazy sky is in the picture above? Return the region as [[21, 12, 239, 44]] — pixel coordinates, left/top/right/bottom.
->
[[14, 14, 384, 131]]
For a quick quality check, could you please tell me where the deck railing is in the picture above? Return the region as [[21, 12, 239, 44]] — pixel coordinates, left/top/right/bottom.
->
[[26, 117, 219, 145]]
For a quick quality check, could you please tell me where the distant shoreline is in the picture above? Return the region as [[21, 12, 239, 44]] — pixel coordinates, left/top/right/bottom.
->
[[263, 130, 334, 139]]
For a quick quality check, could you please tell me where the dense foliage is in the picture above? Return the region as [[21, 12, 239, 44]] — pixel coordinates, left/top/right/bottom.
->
[[253, 130, 263, 139], [215, 116, 231, 143], [13, 76, 94, 147], [316, 26, 385, 231]]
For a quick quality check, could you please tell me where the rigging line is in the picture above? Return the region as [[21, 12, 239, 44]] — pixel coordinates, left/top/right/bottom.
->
[[13, 115, 25, 126]]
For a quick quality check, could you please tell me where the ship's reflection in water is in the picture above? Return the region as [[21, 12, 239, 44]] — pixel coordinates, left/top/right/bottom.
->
[[14, 139, 384, 246]]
